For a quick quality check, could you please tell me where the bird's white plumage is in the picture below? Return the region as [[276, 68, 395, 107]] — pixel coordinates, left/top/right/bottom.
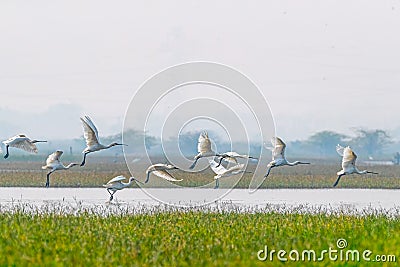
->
[[197, 131, 213, 154], [103, 176, 135, 201], [189, 131, 219, 169], [209, 159, 245, 178], [151, 170, 182, 182], [105, 175, 127, 184], [209, 159, 228, 174], [45, 150, 63, 166], [42, 151, 77, 171], [80, 115, 100, 147], [333, 144, 378, 187], [146, 163, 182, 182], [3, 134, 39, 153], [341, 146, 357, 171], [263, 137, 310, 178], [41, 150, 79, 187], [336, 145, 358, 175], [218, 151, 256, 165], [336, 144, 345, 157], [270, 137, 286, 160], [79, 115, 126, 166]]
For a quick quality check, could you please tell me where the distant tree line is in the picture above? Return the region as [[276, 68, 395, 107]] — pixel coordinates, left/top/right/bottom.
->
[[289, 128, 393, 158], [43, 128, 396, 160]]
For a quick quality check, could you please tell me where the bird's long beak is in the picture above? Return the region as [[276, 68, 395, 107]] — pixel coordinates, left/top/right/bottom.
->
[[117, 143, 128, 146], [367, 171, 379, 175]]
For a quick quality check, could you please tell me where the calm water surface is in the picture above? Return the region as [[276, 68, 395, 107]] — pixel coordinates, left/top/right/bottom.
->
[[0, 187, 399, 215]]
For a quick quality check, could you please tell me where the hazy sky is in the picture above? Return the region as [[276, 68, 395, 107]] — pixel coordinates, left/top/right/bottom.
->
[[1, 1, 399, 141]]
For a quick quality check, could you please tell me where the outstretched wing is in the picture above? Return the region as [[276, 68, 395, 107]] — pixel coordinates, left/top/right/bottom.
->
[[46, 151, 63, 165], [223, 151, 240, 157], [106, 175, 126, 184], [6, 136, 38, 153], [14, 139, 38, 153], [217, 152, 239, 165], [152, 170, 182, 182], [271, 137, 286, 160], [80, 115, 100, 147], [209, 159, 227, 175], [342, 146, 357, 169], [197, 131, 212, 154], [336, 144, 345, 156], [227, 163, 245, 173]]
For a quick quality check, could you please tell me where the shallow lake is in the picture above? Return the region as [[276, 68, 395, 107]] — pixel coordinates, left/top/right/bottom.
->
[[0, 187, 399, 215]]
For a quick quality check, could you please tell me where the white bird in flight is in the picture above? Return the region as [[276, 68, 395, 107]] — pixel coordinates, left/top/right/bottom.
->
[[264, 137, 310, 178], [145, 163, 181, 183], [103, 175, 140, 201], [209, 159, 249, 189], [333, 145, 378, 187], [80, 115, 127, 166], [2, 134, 47, 159], [189, 131, 221, 169], [216, 151, 257, 167], [41, 150, 79, 187]]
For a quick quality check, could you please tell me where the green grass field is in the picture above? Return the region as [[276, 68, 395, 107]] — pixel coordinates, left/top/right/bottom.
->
[[0, 206, 399, 266]]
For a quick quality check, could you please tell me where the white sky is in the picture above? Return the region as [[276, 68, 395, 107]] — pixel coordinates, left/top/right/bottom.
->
[[1, 1, 399, 141]]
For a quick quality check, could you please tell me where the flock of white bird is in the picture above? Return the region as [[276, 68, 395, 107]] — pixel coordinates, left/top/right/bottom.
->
[[1, 116, 378, 201]]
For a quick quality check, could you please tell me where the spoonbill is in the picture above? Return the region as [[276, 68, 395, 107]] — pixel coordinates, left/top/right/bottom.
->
[[216, 151, 257, 167], [41, 150, 79, 187], [209, 159, 249, 189], [189, 131, 221, 169], [2, 134, 47, 159], [333, 145, 378, 187], [264, 137, 310, 178], [80, 115, 127, 166], [145, 163, 181, 183], [103, 175, 140, 201]]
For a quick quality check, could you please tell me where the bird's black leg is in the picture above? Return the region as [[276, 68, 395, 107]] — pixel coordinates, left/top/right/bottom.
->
[[333, 174, 344, 187], [3, 145, 9, 159], [145, 171, 152, 183], [80, 152, 88, 167], [106, 189, 114, 201], [214, 179, 219, 189], [189, 158, 199, 170], [216, 157, 224, 167], [45, 172, 52, 188], [264, 166, 273, 178]]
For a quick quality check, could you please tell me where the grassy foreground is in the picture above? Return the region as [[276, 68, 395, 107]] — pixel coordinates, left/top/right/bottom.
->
[[1, 209, 399, 266]]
